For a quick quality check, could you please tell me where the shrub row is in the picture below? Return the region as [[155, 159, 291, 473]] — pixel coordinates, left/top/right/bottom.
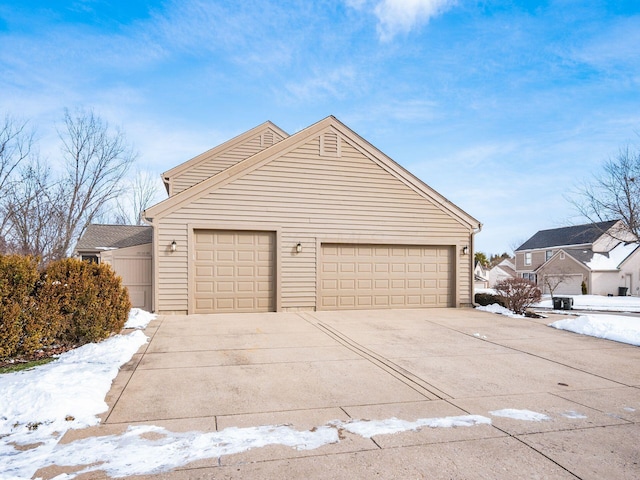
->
[[474, 292, 507, 308], [0, 255, 131, 359]]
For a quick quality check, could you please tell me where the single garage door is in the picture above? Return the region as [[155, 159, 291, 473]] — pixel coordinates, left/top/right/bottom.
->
[[319, 244, 453, 310], [193, 230, 275, 313]]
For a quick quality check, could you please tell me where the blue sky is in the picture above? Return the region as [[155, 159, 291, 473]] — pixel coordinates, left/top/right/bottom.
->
[[1, 0, 639, 254]]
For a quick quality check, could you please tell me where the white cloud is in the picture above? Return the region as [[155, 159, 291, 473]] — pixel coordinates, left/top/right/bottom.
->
[[373, 0, 458, 41], [283, 66, 360, 103]]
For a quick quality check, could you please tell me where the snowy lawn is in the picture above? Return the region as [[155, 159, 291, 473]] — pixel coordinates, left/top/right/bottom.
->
[[537, 294, 640, 312], [476, 299, 640, 347]]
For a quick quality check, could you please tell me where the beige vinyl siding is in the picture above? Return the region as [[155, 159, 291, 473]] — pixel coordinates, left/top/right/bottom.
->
[[171, 129, 286, 195], [99, 243, 153, 311], [154, 135, 472, 313]]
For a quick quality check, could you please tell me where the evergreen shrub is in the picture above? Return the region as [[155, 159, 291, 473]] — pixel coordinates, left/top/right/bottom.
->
[[39, 259, 131, 346]]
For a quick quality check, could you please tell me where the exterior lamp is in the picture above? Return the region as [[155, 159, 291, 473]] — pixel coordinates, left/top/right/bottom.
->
[[296, 242, 302, 253], [462, 245, 469, 255], [171, 240, 177, 252]]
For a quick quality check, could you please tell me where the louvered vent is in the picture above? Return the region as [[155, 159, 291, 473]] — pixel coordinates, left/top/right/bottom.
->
[[320, 132, 340, 157], [261, 130, 274, 147]]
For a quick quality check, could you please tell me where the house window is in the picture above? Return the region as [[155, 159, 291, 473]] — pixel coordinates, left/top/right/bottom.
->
[[524, 252, 532, 266], [545, 250, 553, 261], [82, 255, 99, 264], [522, 272, 537, 283]]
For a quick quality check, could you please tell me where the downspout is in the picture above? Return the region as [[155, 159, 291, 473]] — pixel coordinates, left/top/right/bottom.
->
[[471, 223, 483, 307]]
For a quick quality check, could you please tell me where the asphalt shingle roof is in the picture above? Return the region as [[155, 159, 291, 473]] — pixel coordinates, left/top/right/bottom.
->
[[75, 224, 152, 251], [515, 220, 619, 251]]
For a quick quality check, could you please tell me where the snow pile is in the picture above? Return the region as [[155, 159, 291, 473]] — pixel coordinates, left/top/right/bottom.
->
[[475, 303, 522, 318], [124, 308, 157, 329], [489, 409, 550, 422], [550, 314, 640, 346]]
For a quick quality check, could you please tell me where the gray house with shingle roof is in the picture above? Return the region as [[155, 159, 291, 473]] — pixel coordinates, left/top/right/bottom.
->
[[515, 220, 640, 296], [75, 224, 153, 310]]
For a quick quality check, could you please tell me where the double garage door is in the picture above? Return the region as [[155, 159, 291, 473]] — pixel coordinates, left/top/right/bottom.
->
[[319, 244, 453, 310], [193, 231, 453, 313]]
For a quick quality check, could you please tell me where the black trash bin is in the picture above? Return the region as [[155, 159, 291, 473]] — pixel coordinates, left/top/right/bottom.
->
[[618, 287, 629, 296], [553, 297, 573, 310]]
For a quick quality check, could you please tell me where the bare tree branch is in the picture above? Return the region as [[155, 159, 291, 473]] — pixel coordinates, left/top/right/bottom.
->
[[570, 145, 640, 241], [54, 108, 137, 258], [112, 168, 162, 225]]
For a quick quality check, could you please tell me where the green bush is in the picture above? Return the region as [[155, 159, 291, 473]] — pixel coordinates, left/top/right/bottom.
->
[[474, 292, 507, 308], [0, 255, 40, 358], [38, 259, 131, 346]]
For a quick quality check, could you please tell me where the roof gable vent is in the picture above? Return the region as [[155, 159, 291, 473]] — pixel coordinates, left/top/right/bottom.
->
[[320, 131, 340, 157], [261, 130, 274, 147]]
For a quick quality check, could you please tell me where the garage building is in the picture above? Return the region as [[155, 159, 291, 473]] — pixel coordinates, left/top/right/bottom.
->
[[143, 116, 481, 314]]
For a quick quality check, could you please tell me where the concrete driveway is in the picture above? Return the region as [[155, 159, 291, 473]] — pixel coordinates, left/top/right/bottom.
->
[[39, 308, 640, 479]]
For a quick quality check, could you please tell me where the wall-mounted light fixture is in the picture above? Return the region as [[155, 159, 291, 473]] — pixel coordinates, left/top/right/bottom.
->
[[170, 240, 177, 252], [462, 245, 469, 255], [296, 242, 302, 254]]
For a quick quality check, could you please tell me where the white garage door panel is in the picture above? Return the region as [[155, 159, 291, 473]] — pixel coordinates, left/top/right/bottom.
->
[[320, 244, 452, 310], [193, 230, 275, 313], [544, 274, 583, 295]]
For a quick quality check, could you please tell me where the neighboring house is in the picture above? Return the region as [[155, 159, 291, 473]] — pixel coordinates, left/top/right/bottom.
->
[[488, 258, 515, 287], [474, 261, 489, 290], [142, 116, 481, 314], [515, 220, 639, 295], [74, 224, 153, 311]]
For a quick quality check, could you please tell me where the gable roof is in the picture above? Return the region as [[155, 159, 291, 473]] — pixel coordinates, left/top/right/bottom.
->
[[516, 220, 619, 251], [75, 224, 153, 252], [145, 116, 481, 229], [161, 121, 289, 194]]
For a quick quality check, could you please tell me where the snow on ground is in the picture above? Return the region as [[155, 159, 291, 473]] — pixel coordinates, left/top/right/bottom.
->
[[475, 303, 523, 318], [0, 310, 150, 480], [489, 409, 551, 422], [124, 308, 157, 329], [550, 314, 640, 346], [537, 294, 640, 312], [475, 293, 640, 346]]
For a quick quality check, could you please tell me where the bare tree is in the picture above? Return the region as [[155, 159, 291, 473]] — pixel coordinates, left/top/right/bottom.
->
[[0, 108, 137, 262], [54, 108, 137, 259], [541, 273, 570, 299], [3, 159, 64, 263], [112, 168, 161, 225], [571, 145, 640, 241], [0, 115, 34, 242]]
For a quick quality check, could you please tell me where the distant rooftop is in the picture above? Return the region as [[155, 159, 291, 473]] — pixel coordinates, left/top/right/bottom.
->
[[75, 224, 152, 252], [516, 220, 619, 251]]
